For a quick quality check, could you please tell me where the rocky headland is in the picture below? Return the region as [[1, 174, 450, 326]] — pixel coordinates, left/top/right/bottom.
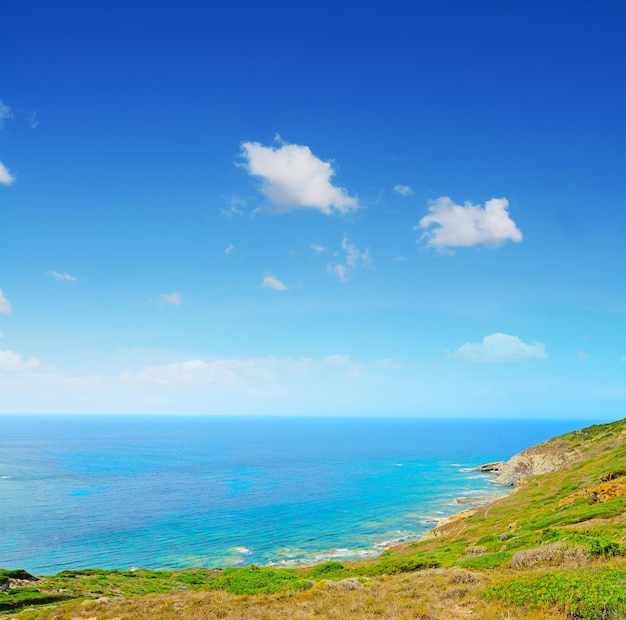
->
[[477, 433, 585, 486]]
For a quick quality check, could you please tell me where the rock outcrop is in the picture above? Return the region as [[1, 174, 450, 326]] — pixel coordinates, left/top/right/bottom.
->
[[480, 444, 581, 486]]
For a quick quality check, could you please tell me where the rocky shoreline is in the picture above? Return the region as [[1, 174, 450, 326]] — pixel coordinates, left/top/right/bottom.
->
[[421, 434, 585, 540]]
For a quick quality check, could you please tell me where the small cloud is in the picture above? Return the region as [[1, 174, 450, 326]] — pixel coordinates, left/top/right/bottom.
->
[[394, 185, 413, 196], [46, 270, 77, 282], [310, 243, 327, 255], [30, 111, 39, 129], [0, 162, 15, 185], [0, 331, 3, 338], [620, 355, 626, 363], [394, 255, 407, 262], [224, 244, 236, 255], [0, 289, 12, 314], [416, 197, 522, 251], [449, 333, 547, 364], [0, 100, 12, 129], [261, 274, 288, 291], [159, 292, 182, 306], [577, 351, 588, 361], [220, 195, 246, 218], [328, 237, 371, 282], [239, 139, 358, 214]]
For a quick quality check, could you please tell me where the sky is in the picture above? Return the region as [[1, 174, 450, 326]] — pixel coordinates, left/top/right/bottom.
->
[[1, 0, 624, 417]]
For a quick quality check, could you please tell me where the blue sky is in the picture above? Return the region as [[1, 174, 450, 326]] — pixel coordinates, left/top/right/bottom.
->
[[1, 0, 624, 417]]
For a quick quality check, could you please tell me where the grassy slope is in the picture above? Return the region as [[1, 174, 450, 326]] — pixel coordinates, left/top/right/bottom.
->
[[3, 418, 626, 619]]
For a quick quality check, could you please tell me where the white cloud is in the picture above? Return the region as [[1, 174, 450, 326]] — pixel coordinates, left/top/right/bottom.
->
[[394, 185, 413, 196], [261, 274, 288, 291], [450, 333, 547, 364], [0, 289, 12, 314], [0, 349, 41, 372], [328, 237, 371, 282], [224, 244, 236, 255], [0, 100, 11, 128], [30, 111, 39, 129], [416, 197, 522, 250], [620, 355, 626, 363], [0, 332, 3, 338], [46, 270, 77, 282], [120, 359, 242, 388], [577, 351, 588, 361], [160, 292, 182, 306], [310, 243, 327, 255], [119, 353, 369, 389], [0, 348, 102, 394], [240, 139, 358, 214], [0, 162, 15, 185]]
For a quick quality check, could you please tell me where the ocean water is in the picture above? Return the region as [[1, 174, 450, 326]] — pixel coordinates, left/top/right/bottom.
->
[[0, 415, 588, 574]]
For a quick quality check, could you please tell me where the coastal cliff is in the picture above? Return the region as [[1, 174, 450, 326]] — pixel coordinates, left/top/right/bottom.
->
[[479, 443, 582, 486], [474, 423, 613, 486]]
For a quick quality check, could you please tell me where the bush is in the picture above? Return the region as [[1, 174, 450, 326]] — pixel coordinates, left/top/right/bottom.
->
[[510, 542, 589, 569], [208, 566, 312, 595], [588, 539, 624, 558], [307, 561, 354, 579], [361, 557, 439, 576], [0, 569, 37, 581], [483, 565, 626, 619]]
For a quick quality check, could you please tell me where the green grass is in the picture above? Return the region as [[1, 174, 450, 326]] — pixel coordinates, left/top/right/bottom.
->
[[457, 551, 512, 569], [206, 566, 313, 595], [483, 564, 626, 619]]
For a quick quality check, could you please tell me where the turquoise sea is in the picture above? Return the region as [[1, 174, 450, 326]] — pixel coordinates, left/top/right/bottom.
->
[[0, 416, 589, 574]]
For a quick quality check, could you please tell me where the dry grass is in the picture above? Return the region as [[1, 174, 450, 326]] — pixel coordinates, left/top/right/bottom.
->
[[510, 542, 590, 569], [17, 569, 563, 620]]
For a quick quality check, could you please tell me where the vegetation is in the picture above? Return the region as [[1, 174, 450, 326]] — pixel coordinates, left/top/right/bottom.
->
[[2, 417, 626, 619]]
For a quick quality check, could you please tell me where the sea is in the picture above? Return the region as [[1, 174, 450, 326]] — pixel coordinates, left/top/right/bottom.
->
[[0, 415, 593, 575]]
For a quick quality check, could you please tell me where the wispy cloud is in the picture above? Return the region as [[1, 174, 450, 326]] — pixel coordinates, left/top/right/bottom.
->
[[0, 289, 12, 314], [30, 111, 39, 129], [46, 270, 77, 282], [220, 194, 246, 218], [261, 274, 288, 291], [240, 138, 358, 214], [159, 292, 182, 306], [394, 184, 413, 196], [416, 197, 522, 251], [310, 243, 327, 255], [577, 351, 588, 361], [0, 100, 11, 129], [0, 162, 15, 185], [328, 237, 371, 282], [449, 333, 547, 364], [224, 244, 236, 255]]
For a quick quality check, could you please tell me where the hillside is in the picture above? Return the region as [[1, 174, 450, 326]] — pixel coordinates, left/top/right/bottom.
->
[[2, 418, 626, 619]]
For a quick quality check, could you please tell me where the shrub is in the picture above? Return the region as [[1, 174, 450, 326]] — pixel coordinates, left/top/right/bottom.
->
[[510, 542, 589, 569], [0, 569, 37, 581], [588, 539, 624, 558], [361, 557, 439, 576], [208, 566, 312, 595], [483, 565, 626, 619], [307, 561, 353, 579]]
